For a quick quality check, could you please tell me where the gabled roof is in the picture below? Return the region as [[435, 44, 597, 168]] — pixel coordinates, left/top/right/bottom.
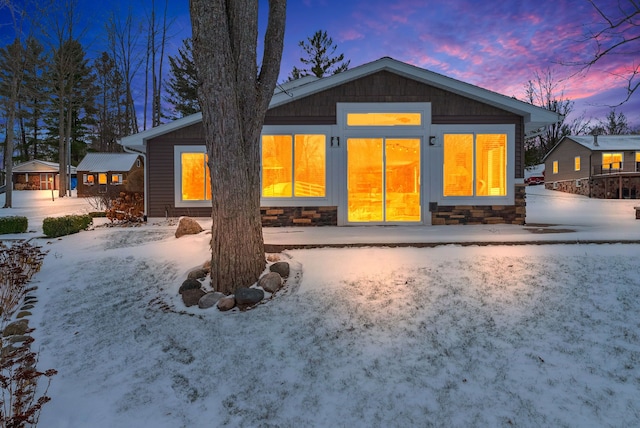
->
[[120, 57, 561, 153], [76, 153, 140, 173], [13, 159, 76, 174], [564, 135, 640, 151]]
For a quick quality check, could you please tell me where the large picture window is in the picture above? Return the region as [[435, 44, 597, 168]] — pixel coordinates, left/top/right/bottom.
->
[[443, 133, 506, 197], [261, 134, 326, 198]]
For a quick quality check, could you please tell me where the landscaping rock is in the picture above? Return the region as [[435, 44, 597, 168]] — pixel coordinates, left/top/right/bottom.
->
[[258, 272, 283, 293], [175, 217, 204, 238], [187, 268, 208, 280], [269, 261, 290, 278], [179, 278, 202, 294], [235, 288, 264, 306], [198, 292, 225, 309], [181, 289, 206, 307], [217, 296, 236, 311], [3, 319, 29, 337], [16, 311, 32, 319]]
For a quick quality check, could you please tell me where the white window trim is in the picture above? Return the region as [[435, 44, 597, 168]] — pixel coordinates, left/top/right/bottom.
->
[[260, 125, 332, 207], [174, 145, 210, 208], [434, 124, 515, 206], [83, 173, 94, 185], [111, 173, 124, 185]]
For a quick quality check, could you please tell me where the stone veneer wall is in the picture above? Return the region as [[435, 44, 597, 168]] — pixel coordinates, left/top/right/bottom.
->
[[545, 175, 640, 199], [261, 206, 338, 227], [544, 179, 590, 197], [431, 184, 526, 225]]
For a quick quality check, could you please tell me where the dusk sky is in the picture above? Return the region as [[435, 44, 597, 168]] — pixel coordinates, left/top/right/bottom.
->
[[2, 0, 639, 128]]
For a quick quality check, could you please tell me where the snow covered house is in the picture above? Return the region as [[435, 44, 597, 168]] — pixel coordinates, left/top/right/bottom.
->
[[12, 159, 76, 191], [544, 135, 640, 199], [76, 153, 143, 197], [119, 57, 560, 225]]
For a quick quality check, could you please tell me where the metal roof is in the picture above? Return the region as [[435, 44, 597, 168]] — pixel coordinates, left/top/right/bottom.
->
[[565, 135, 640, 151], [12, 159, 77, 174], [76, 153, 140, 172]]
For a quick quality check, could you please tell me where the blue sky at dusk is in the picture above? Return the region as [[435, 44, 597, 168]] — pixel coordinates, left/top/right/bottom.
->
[[1, 0, 638, 127]]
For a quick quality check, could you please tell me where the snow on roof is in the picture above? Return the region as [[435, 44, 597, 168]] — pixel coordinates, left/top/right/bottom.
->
[[524, 163, 545, 178], [567, 135, 640, 151], [76, 153, 140, 172], [12, 159, 77, 174]]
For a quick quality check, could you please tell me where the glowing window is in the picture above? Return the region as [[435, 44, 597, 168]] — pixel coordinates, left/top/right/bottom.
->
[[262, 134, 326, 198], [112, 174, 123, 184], [84, 174, 94, 185], [602, 153, 622, 170], [347, 112, 421, 126], [553, 161, 558, 174], [98, 173, 107, 185], [476, 134, 506, 196], [636, 152, 640, 162], [181, 153, 211, 201], [443, 134, 473, 196], [574, 156, 580, 171], [443, 134, 506, 197]]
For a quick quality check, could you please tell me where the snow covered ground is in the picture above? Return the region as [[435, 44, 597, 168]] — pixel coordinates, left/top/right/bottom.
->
[[1, 187, 640, 427]]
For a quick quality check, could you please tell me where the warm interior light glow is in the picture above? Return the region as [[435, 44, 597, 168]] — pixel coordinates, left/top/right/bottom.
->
[[294, 135, 326, 197], [181, 153, 211, 200], [636, 152, 640, 162], [85, 174, 94, 184], [348, 138, 384, 222], [385, 139, 421, 221], [262, 135, 293, 197], [112, 174, 120, 184], [443, 134, 473, 196], [98, 173, 107, 185], [347, 112, 421, 126], [575, 156, 581, 171], [476, 134, 506, 196], [347, 138, 420, 222], [553, 161, 558, 174], [602, 153, 622, 169]]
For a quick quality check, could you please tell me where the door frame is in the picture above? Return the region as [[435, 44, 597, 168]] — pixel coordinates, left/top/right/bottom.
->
[[335, 102, 432, 225]]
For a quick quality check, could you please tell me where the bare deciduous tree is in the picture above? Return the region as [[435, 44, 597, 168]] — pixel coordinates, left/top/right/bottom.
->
[[573, 0, 640, 104], [190, 0, 286, 294]]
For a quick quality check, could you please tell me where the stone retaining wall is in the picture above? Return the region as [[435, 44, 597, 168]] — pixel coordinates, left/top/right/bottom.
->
[[545, 174, 640, 199]]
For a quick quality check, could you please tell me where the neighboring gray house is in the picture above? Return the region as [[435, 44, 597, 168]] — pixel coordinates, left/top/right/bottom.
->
[[544, 135, 640, 198], [76, 153, 143, 196]]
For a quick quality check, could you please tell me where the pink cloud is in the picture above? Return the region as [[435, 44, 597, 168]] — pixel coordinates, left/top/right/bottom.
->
[[340, 28, 365, 42]]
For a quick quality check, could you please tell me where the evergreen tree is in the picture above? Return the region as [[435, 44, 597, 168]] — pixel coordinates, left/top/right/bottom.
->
[[165, 38, 199, 118], [289, 30, 350, 81], [47, 38, 97, 184], [591, 109, 630, 135], [19, 37, 50, 161]]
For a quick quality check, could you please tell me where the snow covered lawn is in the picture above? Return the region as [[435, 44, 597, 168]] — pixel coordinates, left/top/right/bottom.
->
[[1, 188, 639, 426]]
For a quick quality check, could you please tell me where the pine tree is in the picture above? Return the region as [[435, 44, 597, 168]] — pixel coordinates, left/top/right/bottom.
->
[[289, 30, 350, 81], [165, 38, 199, 118]]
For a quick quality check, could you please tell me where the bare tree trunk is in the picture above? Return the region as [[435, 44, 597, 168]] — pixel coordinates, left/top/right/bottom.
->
[[57, 103, 66, 197], [3, 74, 18, 208], [190, 0, 286, 294]]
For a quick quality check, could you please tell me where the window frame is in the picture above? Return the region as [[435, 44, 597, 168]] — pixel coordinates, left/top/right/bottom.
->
[[435, 124, 515, 206], [260, 126, 330, 206], [553, 161, 558, 174], [111, 173, 123, 185], [98, 173, 108, 185], [574, 156, 580, 171], [602, 152, 623, 170], [174, 145, 211, 208], [83, 173, 94, 185]]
